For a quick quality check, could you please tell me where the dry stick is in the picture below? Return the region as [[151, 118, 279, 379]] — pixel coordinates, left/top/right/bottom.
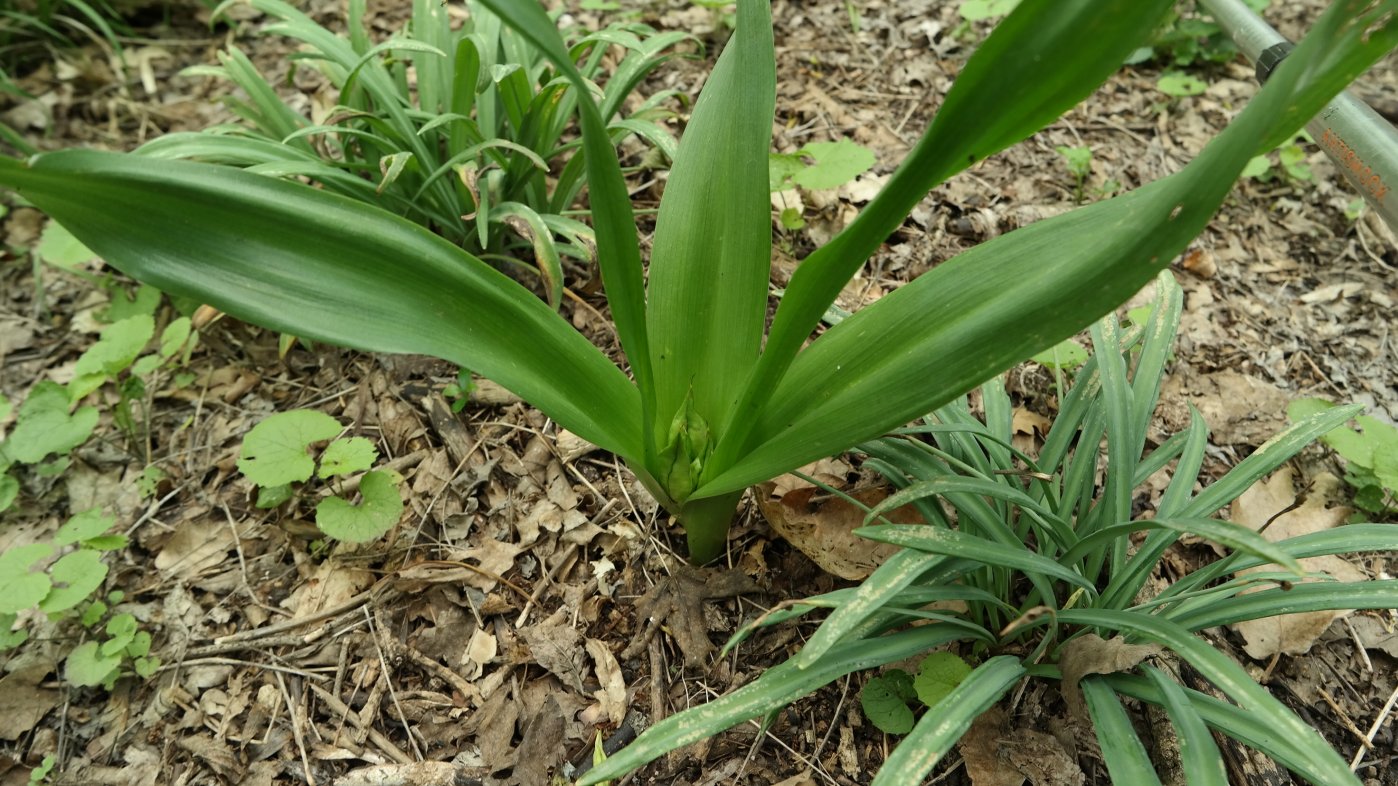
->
[[213, 583, 392, 645], [153, 657, 328, 681], [1343, 617, 1376, 673], [366, 606, 425, 761], [309, 682, 413, 765], [398, 644, 481, 705], [1320, 688, 1374, 751], [1351, 681, 1398, 771], [277, 671, 317, 786]]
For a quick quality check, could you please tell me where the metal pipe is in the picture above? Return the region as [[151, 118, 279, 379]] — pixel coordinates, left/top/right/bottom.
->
[[1198, 0, 1398, 236]]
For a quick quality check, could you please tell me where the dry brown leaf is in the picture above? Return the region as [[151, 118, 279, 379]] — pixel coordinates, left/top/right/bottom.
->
[[519, 617, 588, 693], [756, 483, 913, 580], [771, 772, 818, 786], [154, 518, 236, 578], [1159, 369, 1289, 446], [508, 694, 566, 786], [282, 560, 373, 619], [1345, 614, 1398, 657], [463, 628, 497, 681], [1058, 634, 1162, 718], [450, 538, 525, 592], [1228, 469, 1367, 658], [1002, 730, 1085, 786], [585, 638, 627, 726], [960, 708, 1025, 786], [0, 655, 59, 740]]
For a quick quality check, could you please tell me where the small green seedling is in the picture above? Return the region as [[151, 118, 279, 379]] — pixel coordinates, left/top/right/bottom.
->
[[1125, 0, 1270, 68], [1156, 71, 1207, 97], [238, 410, 405, 542], [65, 611, 159, 689], [0, 508, 148, 688], [1244, 132, 1314, 182], [861, 652, 974, 734], [1288, 398, 1398, 515], [27, 755, 54, 785], [443, 369, 478, 414], [1055, 145, 1093, 204]]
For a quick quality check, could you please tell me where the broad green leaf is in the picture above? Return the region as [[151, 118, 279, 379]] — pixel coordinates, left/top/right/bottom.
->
[[870, 657, 1025, 786], [0, 544, 55, 614], [318, 436, 377, 479], [1157, 72, 1208, 97], [40, 550, 109, 614], [65, 641, 122, 688], [1031, 338, 1088, 370], [34, 219, 97, 270], [159, 317, 193, 359], [913, 652, 973, 708], [55, 508, 116, 546], [644, 0, 775, 446], [103, 613, 138, 655], [6, 382, 99, 464], [959, 0, 1020, 21], [700, 3, 1398, 497], [768, 151, 805, 191], [315, 470, 403, 541], [238, 410, 342, 487], [711, 0, 1180, 472], [791, 140, 876, 191], [256, 483, 295, 509], [861, 670, 916, 734], [0, 152, 644, 462], [0, 611, 25, 650], [69, 314, 156, 401]]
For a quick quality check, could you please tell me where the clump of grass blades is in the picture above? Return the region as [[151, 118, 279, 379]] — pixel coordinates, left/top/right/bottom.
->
[[139, 0, 690, 309], [0, 0, 127, 155], [580, 272, 1398, 786]]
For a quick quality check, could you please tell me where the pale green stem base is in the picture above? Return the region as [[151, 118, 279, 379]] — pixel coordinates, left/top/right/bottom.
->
[[679, 491, 745, 564]]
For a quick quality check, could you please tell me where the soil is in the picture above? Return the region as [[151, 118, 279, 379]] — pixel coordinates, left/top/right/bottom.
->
[[0, 1, 1395, 785]]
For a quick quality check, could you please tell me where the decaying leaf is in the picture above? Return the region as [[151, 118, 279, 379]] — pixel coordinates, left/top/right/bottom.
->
[[961, 708, 1025, 786], [585, 638, 627, 726], [620, 564, 762, 668], [154, 518, 236, 579], [757, 470, 917, 580], [0, 655, 59, 740], [960, 707, 1085, 786], [1159, 370, 1289, 446], [1228, 469, 1367, 658], [519, 615, 588, 693], [1058, 634, 1162, 718]]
